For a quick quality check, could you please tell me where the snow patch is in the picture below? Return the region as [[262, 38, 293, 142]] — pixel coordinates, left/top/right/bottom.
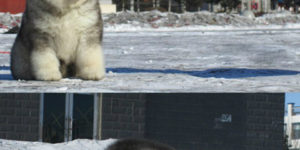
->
[[0, 139, 117, 150]]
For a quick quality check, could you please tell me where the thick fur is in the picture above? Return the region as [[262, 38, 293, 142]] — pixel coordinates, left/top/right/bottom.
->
[[106, 139, 176, 150], [10, 0, 105, 81]]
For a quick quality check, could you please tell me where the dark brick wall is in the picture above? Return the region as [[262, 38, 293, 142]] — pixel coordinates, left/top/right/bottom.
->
[[0, 93, 284, 150], [245, 94, 285, 150], [101, 94, 146, 139], [0, 94, 40, 141], [145, 94, 248, 150], [144, 93, 284, 150]]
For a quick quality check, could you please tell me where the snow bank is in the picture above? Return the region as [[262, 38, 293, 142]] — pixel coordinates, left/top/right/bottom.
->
[[1, 11, 300, 33], [0, 139, 117, 150], [0, 13, 22, 33], [103, 10, 300, 32]]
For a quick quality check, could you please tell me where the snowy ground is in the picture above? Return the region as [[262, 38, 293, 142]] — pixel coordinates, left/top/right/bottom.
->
[[0, 139, 116, 150], [1, 28, 300, 92]]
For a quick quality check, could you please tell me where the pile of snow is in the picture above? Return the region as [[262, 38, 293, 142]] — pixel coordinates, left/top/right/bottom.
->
[[241, 10, 255, 19], [104, 10, 300, 31], [255, 11, 300, 25], [1, 11, 300, 33], [0, 139, 117, 150], [104, 10, 255, 28], [0, 13, 22, 33]]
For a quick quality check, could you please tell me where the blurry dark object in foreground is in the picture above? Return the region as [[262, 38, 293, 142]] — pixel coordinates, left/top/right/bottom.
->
[[106, 138, 176, 150], [4, 25, 19, 34]]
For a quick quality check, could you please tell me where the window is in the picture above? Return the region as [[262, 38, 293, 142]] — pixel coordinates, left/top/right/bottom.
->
[[292, 123, 300, 139], [284, 124, 287, 135], [39, 93, 101, 143]]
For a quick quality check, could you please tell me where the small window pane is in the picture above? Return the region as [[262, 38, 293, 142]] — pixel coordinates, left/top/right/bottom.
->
[[292, 123, 300, 139]]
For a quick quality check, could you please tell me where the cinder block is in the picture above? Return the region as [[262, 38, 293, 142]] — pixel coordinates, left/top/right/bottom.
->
[[23, 116, 39, 124], [30, 126, 39, 133], [0, 116, 7, 123], [0, 108, 15, 115], [119, 115, 133, 122], [15, 109, 30, 117], [7, 117, 22, 124], [102, 129, 118, 138], [15, 94, 30, 100], [15, 125, 29, 133], [23, 134, 38, 141], [0, 124, 14, 132], [0, 132, 7, 139], [6, 133, 20, 140]]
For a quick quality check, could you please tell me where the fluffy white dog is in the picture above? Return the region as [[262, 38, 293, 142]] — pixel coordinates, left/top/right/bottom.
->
[[11, 0, 105, 81]]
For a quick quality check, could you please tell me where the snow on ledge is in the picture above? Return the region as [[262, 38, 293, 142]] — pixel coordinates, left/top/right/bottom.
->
[[0, 139, 117, 150]]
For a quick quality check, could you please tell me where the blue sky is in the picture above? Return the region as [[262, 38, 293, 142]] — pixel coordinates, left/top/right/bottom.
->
[[285, 93, 300, 107]]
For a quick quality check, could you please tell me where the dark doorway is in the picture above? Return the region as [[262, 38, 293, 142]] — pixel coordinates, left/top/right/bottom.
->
[[42, 94, 96, 143], [145, 94, 247, 150], [72, 94, 95, 140], [42, 94, 66, 143]]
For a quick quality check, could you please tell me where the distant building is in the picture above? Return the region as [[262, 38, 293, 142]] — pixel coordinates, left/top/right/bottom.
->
[[0, 93, 284, 150], [0, 0, 26, 14], [285, 103, 300, 150], [0, 0, 116, 14], [241, 0, 272, 13]]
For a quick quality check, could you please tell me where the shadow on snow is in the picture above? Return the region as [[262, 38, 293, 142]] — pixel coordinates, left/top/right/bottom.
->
[[107, 67, 300, 79], [0, 66, 12, 80], [1, 66, 300, 80]]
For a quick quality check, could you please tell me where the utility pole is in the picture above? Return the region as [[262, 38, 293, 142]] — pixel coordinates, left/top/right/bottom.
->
[[153, 0, 156, 8], [137, 0, 140, 13], [264, 0, 268, 13], [157, 0, 160, 8], [181, 0, 186, 13], [130, 0, 134, 11], [122, 0, 125, 11], [168, 0, 172, 13], [210, 2, 214, 12]]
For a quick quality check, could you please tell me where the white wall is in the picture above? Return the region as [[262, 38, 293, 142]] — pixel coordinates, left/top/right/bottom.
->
[[100, 0, 113, 4], [99, 0, 116, 13], [285, 103, 300, 149]]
